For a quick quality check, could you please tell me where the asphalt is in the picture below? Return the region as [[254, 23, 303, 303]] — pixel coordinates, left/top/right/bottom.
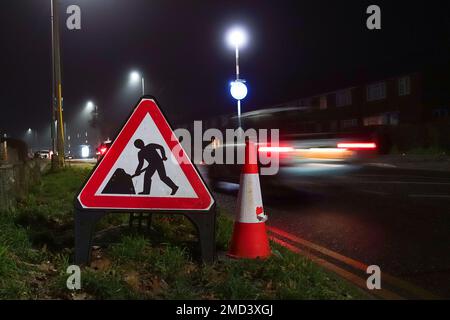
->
[[200, 165, 450, 299]]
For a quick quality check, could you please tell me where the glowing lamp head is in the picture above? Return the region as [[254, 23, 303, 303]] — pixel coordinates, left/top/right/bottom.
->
[[86, 101, 94, 111], [230, 80, 248, 100], [226, 27, 248, 48], [129, 71, 141, 83]]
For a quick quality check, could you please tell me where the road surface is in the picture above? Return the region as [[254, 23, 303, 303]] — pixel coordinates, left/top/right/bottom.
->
[[200, 164, 450, 299]]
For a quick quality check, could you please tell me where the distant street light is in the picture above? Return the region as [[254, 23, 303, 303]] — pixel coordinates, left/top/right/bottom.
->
[[129, 71, 145, 96], [84, 100, 98, 119], [86, 101, 94, 112], [85, 101, 100, 145], [26, 128, 37, 152], [226, 26, 249, 128]]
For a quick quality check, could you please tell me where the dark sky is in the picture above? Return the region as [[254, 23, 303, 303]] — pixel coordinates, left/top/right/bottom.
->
[[1, 0, 449, 144]]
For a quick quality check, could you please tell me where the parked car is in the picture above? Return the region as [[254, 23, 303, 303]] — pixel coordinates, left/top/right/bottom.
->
[[96, 140, 112, 162], [34, 150, 52, 159]]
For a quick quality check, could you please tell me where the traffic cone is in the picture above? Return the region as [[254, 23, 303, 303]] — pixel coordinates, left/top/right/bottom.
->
[[228, 139, 271, 259]]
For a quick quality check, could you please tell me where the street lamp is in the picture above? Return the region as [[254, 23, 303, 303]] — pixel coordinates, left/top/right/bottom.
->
[[86, 101, 94, 112], [84, 101, 98, 120], [85, 100, 98, 117], [129, 71, 145, 96], [226, 26, 248, 128], [26, 128, 37, 152], [85, 101, 100, 146]]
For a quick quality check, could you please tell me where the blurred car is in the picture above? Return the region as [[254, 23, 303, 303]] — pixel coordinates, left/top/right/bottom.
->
[[34, 150, 52, 159], [96, 140, 112, 162], [207, 107, 377, 192]]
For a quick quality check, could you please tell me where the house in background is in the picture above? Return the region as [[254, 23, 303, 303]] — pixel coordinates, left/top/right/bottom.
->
[[247, 64, 450, 153]]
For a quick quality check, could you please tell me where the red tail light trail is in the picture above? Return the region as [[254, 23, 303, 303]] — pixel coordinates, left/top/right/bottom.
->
[[337, 142, 377, 150]]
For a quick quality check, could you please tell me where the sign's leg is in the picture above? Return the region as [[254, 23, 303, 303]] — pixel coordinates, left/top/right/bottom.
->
[[146, 213, 153, 230], [74, 209, 107, 265], [185, 206, 217, 264], [138, 213, 144, 229], [129, 213, 135, 227], [129, 213, 139, 228]]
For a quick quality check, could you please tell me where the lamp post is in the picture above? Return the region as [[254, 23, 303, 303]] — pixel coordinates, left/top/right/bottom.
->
[[86, 100, 98, 118], [130, 71, 145, 96], [51, 0, 65, 168], [86, 101, 100, 146], [226, 27, 248, 129], [26, 128, 38, 152]]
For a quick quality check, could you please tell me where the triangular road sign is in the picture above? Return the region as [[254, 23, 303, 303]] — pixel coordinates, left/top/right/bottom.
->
[[77, 97, 214, 211]]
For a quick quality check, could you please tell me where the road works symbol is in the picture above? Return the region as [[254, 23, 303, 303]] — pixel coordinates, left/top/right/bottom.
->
[[75, 97, 216, 266], [77, 98, 214, 211]]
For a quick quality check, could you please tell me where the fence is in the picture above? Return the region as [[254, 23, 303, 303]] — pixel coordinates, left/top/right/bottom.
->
[[0, 160, 44, 212]]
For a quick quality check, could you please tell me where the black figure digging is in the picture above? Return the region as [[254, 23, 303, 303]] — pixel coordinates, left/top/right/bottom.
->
[[132, 139, 179, 195]]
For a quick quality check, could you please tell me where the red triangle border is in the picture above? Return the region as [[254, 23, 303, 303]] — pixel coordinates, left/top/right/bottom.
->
[[77, 99, 214, 212]]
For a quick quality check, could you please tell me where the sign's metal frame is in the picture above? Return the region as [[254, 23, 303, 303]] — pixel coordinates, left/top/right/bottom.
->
[[73, 95, 216, 265]]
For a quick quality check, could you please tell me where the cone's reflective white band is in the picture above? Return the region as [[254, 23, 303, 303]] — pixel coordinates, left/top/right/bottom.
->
[[235, 173, 266, 224]]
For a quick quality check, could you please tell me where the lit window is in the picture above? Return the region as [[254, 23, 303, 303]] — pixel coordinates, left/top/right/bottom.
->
[[367, 82, 386, 101], [398, 76, 411, 96], [336, 89, 352, 107]]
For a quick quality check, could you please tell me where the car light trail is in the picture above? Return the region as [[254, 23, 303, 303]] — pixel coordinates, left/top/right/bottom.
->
[[258, 146, 295, 153], [337, 142, 377, 149]]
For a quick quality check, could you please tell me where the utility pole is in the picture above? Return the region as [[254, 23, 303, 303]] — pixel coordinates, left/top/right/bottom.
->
[[93, 104, 100, 146], [51, 0, 65, 168], [50, 0, 56, 159]]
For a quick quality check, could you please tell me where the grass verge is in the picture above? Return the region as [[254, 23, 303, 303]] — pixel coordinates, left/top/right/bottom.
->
[[0, 166, 368, 299]]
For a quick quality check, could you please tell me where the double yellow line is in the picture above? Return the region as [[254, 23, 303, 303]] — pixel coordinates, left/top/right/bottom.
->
[[267, 226, 439, 300]]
